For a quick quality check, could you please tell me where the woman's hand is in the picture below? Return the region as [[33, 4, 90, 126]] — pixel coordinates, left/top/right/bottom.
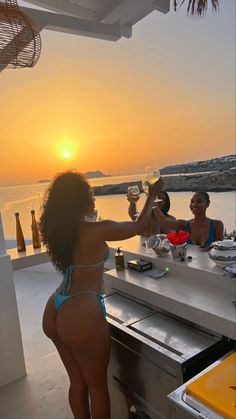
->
[[148, 177, 164, 198], [127, 194, 140, 204]]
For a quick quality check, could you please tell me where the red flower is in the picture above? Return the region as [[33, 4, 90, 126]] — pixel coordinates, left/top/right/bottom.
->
[[167, 230, 189, 245]]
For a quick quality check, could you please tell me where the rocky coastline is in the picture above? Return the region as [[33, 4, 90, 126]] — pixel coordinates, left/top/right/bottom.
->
[[160, 154, 236, 174], [93, 168, 236, 195]]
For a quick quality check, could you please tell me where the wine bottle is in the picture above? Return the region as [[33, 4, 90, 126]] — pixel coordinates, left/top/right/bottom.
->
[[115, 247, 125, 271], [15, 212, 26, 252], [31, 210, 41, 249]]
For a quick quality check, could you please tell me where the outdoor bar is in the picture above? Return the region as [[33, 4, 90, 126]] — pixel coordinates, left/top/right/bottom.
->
[[0, 1, 235, 418], [1, 214, 235, 418]]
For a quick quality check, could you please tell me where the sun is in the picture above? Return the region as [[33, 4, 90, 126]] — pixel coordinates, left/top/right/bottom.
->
[[56, 138, 77, 161], [63, 151, 72, 159]]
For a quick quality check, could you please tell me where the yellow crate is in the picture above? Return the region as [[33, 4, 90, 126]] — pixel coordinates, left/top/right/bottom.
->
[[186, 352, 236, 419]]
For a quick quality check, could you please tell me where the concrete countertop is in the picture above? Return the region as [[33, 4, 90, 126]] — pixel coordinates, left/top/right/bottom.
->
[[7, 236, 229, 277], [105, 237, 236, 340], [108, 236, 227, 277], [7, 245, 49, 270]]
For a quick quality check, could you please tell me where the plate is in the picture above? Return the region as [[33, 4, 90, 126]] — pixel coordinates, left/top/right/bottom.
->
[[212, 240, 236, 251], [211, 259, 235, 268]]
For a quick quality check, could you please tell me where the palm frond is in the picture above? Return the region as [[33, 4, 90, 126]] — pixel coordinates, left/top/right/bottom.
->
[[173, 0, 220, 16]]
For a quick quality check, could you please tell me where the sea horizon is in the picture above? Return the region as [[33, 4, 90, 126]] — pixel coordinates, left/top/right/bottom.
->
[[0, 181, 235, 240], [1, 153, 234, 189]]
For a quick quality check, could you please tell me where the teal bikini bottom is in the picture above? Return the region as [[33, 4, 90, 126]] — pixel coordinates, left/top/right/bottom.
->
[[54, 291, 106, 318]]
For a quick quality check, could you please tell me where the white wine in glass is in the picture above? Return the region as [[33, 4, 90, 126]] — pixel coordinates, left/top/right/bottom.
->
[[142, 166, 161, 200], [127, 185, 140, 202], [142, 180, 149, 194]]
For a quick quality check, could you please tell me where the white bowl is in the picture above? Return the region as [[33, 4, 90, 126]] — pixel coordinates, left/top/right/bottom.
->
[[211, 259, 235, 268], [212, 240, 236, 250], [208, 241, 236, 267]]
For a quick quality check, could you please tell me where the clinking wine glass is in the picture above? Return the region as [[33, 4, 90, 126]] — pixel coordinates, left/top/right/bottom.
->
[[142, 166, 161, 203], [127, 185, 140, 218], [127, 185, 140, 202]]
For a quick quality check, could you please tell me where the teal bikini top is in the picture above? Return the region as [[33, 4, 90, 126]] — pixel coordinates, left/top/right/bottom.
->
[[61, 248, 109, 295], [186, 220, 215, 247], [54, 247, 109, 314]]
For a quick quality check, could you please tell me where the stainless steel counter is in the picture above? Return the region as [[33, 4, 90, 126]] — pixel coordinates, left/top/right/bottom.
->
[[105, 293, 233, 419]]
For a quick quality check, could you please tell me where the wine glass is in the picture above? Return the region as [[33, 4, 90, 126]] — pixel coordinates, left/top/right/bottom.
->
[[127, 185, 140, 202], [142, 166, 161, 202], [127, 185, 140, 218]]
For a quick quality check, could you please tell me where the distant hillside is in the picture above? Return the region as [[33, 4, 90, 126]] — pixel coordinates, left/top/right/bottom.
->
[[160, 155, 236, 175], [84, 170, 109, 179], [93, 168, 236, 195]]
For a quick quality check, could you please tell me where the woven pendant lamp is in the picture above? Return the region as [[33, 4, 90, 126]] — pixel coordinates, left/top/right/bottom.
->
[[0, 0, 41, 68]]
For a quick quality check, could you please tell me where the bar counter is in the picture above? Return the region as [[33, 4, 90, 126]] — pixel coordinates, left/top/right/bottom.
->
[[106, 236, 236, 340], [8, 245, 49, 270], [7, 238, 236, 339]]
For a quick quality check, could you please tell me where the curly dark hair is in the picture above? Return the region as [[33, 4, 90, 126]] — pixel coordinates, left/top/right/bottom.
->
[[40, 171, 91, 274], [160, 191, 171, 215]]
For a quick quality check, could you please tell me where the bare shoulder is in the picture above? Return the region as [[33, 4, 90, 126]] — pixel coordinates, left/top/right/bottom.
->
[[79, 221, 105, 246], [211, 219, 224, 240], [211, 218, 224, 228], [213, 218, 223, 225]]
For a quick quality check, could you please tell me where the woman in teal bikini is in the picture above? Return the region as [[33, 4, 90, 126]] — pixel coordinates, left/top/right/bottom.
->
[[153, 191, 224, 247], [40, 171, 162, 419]]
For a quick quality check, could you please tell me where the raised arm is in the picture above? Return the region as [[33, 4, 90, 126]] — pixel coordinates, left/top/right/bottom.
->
[[98, 179, 163, 241], [153, 203, 187, 231], [127, 196, 138, 221]]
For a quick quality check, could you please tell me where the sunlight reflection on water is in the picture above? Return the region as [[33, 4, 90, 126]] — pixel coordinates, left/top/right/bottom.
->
[[0, 179, 235, 238]]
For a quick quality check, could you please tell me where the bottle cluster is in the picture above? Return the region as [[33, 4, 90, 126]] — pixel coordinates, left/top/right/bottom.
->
[[15, 211, 41, 252]]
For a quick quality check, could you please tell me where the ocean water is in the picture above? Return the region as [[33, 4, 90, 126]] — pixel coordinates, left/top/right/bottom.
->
[[0, 174, 235, 239]]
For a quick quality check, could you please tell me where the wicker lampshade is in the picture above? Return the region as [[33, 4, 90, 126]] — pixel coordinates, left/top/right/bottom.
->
[[0, 0, 41, 68]]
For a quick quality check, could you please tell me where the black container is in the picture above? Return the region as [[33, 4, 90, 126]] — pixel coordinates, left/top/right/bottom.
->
[[127, 259, 152, 272]]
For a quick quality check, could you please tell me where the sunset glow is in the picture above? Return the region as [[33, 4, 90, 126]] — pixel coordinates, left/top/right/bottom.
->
[[0, 0, 234, 185], [63, 151, 72, 159], [55, 139, 77, 162]]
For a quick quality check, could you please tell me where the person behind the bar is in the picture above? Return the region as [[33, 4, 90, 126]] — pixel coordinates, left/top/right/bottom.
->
[[127, 190, 175, 236], [40, 171, 163, 419], [153, 191, 224, 247]]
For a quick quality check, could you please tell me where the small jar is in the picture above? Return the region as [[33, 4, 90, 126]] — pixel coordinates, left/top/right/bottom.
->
[[170, 243, 187, 259]]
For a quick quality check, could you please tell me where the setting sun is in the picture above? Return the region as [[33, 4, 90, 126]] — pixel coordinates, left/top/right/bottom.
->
[[55, 139, 77, 162], [63, 151, 71, 159]]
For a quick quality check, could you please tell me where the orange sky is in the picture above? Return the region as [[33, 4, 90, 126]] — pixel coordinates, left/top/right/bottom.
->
[[0, 1, 235, 185]]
